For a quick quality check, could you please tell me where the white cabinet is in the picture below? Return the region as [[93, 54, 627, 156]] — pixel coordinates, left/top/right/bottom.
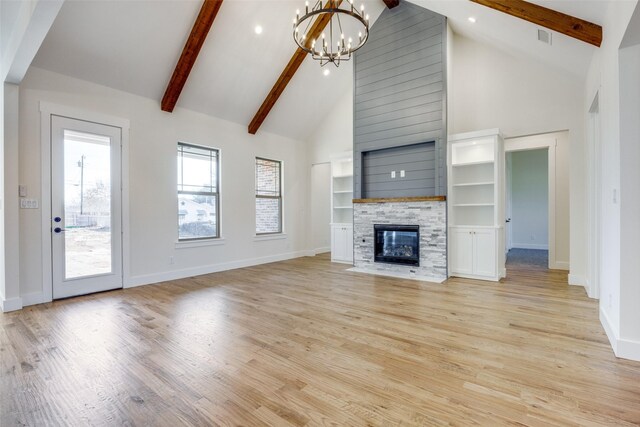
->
[[330, 155, 353, 264], [474, 229, 497, 277], [450, 227, 498, 279], [448, 129, 505, 281], [331, 224, 353, 263], [450, 228, 474, 275]]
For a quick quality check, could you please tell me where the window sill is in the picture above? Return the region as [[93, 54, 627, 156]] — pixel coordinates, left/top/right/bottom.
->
[[253, 233, 287, 242], [175, 238, 226, 249]]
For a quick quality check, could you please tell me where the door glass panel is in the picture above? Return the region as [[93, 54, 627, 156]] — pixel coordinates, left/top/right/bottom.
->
[[63, 130, 112, 279]]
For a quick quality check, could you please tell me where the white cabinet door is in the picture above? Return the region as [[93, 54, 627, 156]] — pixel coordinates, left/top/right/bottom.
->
[[332, 225, 354, 263], [332, 226, 345, 261], [345, 225, 353, 263], [451, 228, 474, 275], [473, 229, 497, 277]]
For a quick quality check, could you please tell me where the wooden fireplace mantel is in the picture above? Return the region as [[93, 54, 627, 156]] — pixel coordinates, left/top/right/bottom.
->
[[352, 196, 446, 204]]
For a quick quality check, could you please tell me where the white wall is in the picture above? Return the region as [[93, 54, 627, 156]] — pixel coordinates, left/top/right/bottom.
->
[[510, 149, 548, 250], [450, 33, 584, 277], [585, 0, 640, 361], [619, 42, 640, 360], [15, 67, 311, 304], [307, 89, 353, 165], [3, 84, 19, 308], [307, 85, 354, 254], [583, 0, 640, 360]]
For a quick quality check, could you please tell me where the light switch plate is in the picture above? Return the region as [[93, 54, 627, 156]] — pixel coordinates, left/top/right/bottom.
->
[[400, 170, 405, 178], [20, 199, 39, 209], [391, 171, 396, 178]]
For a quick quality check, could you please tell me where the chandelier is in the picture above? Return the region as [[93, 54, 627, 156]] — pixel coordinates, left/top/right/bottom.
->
[[293, 0, 370, 67]]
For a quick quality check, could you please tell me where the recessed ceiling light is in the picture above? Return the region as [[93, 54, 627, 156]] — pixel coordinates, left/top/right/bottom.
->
[[323, 69, 330, 77], [468, 17, 476, 23], [254, 25, 263, 35]]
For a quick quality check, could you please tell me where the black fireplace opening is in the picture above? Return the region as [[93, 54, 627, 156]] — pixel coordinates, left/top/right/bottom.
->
[[374, 224, 420, 266]]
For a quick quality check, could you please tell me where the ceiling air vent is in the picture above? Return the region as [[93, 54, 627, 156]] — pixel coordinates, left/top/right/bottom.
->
[[537, 29, 552, 45]]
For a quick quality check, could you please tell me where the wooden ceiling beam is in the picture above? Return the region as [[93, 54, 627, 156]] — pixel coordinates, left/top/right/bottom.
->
[[470, 0, 602, 47], [161, 0, 224, 112], [382, 0, 400, 9], [248, 0, 342, 135]]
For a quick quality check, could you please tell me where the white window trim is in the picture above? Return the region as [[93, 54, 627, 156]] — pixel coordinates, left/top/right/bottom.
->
[[175, 237, 226, 249], [255, 157, 284, 235], [177, 142, 221, 241], [253, 233, 287, 242]]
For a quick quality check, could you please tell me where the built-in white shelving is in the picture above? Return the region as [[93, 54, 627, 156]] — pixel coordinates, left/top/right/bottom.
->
[[331, 156, 354, 264], [448, 129, 505, 281]]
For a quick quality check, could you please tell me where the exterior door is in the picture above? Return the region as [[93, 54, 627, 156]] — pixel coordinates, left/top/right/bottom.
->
[[51, 115, 123, 299]]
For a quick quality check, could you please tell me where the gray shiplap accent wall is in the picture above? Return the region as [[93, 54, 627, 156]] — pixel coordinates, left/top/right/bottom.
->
[[362, 142, 437, 198], [353, 2, 447, 198]]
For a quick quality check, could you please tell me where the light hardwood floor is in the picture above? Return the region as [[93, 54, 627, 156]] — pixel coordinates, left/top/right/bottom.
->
[[2, 254, 639, 426]]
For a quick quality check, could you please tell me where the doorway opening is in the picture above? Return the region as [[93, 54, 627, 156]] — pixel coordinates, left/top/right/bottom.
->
[[504, 131, 569, 274], [506, 148, 549, 270]]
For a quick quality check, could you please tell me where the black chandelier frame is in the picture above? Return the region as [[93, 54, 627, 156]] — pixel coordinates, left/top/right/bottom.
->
[[293, 1, 370, 67]]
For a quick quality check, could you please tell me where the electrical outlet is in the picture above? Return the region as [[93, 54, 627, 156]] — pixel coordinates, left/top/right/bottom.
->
[[19, 185, 27, 197], [169, 256, 175, 265], [613, 188, 618, 204], [19, 199, 38, 209], [531, 235, 535, 241], [608, 294, 612, 309], [391, 171, 396, 179]]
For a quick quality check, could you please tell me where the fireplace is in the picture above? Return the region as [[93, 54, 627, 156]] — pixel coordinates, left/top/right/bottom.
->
[[374, 224, 420, 266]]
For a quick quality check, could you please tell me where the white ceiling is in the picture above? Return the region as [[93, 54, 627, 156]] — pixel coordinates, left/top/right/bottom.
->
[[31, 0, 609, 141], [411, 0, 607, 78]]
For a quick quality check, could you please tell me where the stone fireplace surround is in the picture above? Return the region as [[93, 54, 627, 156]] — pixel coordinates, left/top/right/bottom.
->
[[350, 197, 447, 283]]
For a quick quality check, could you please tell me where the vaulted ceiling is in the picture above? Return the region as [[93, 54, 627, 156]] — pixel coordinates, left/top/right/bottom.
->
[[31, 0, 608, 141]]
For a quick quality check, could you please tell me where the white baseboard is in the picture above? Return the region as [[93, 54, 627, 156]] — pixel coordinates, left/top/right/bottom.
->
[[512, 243, 549, 250], [618, 337, 640, 361], [22, 292, 46, 307], [1, 296, 23, 312], [600, 307, 640, 362], [600, 307, 618, 354], [313, 246, 330, 255], [126, 250, 312, 289], [568, 274, 586, 286], [551, 260, 570, 271]]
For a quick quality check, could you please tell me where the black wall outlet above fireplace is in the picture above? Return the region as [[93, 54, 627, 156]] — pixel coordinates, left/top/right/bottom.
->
[[374, 224, 420, 266]]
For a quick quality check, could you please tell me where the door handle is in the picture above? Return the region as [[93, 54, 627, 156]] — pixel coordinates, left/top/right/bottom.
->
[[54, 227, 65, 233], [54, 217, 62, 223], [506, 218, 511, 223]]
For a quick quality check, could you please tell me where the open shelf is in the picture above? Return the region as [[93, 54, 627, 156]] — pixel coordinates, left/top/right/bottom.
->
[[333, 190, 353, 194], [453, 203, 495, 207], [452, 181, 494, 187], [452, 160, 494, 167]]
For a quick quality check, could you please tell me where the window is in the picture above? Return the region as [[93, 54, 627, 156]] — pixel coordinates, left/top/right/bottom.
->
[[255, 157, 282, 234], [177, 143, 219, 240]]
